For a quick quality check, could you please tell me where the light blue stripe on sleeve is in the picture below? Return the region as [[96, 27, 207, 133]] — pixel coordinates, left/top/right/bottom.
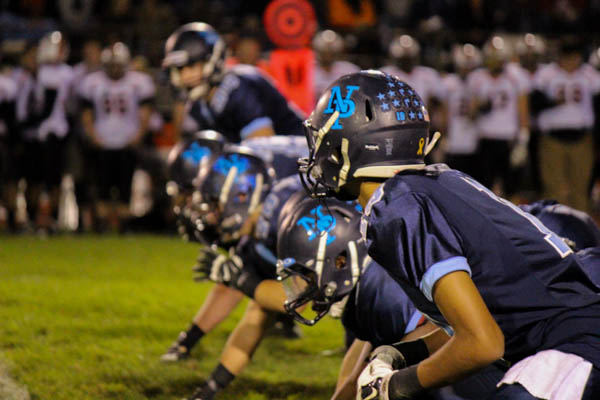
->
[[419, 256, 471, 302], [240, 117, 273, 139], [255, 242, 278, 267], [403, 310, 424, 334]]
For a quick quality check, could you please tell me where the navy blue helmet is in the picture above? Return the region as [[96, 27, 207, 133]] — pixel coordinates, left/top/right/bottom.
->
[[277, 197, 367, 325], [196, 144, 275, 245], [166, 130, 225, 243], [163, 22, 226, 100], [299, 70, 435, 200], [166, 130, 225, 193]]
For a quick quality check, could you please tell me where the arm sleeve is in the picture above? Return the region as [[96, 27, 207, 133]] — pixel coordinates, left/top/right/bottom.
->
[[224, 87, 273, 140], [367, 192, 469, 302]]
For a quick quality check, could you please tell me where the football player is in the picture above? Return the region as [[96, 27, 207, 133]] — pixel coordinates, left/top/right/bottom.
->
[[173, 144, 318, 400], [470, 35, 530, 196], [312, 30, 360, 99], [162, 131, 252, 365], [300, 71, 600, 399], [277, 198, 448, 400], [521, 199, 600, 252], [11, 42, 38, 230], [507, 33, 547, 195], [184, 173, 305, 400], [523, 200, 600, 287], [440, 44, 482, 178], [531, 36, 600, 212], [34, 31, 75, 230], [0, 52, 18, 230], [162, 22, 304, 142], [161, 135, 308, 365], [78, 42, 155, 231]]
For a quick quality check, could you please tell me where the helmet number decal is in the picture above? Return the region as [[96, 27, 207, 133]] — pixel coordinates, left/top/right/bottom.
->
[[324, 85, 359, 129]]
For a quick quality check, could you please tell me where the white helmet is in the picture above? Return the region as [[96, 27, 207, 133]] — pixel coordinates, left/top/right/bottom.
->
[[312, 30, 344, 54], [515, 33, 546, 57], [37, 31, 69, 64], [483, 35, 512, 72], [389, 34, 420, 59], [101, 42, 131, 79], [452, 43, 482, 71]]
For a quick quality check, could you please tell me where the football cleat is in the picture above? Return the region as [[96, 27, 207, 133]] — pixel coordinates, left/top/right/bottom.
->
[[160, 331, 192, 362]]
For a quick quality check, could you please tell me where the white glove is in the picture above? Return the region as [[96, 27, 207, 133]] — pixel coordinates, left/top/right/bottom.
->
[[357, 346, 405, 400]]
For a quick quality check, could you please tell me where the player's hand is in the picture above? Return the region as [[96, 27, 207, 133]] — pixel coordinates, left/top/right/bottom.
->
[[510, 130, 529, 168], [357, 346, 405, 400], [192, 246, 243, 284]]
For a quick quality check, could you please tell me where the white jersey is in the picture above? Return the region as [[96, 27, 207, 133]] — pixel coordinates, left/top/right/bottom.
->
[[380, 65, 443, 104], [79, 70, 155, 149], [35, 63, 75, 140], [440, 74, 478, 155], [469, 68, 527, 140], [313, 61, 360, 99], [533, 63, 600, 132], [0, 73, 18, 137]]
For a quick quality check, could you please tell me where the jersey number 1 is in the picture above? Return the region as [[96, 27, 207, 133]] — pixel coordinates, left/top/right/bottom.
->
[[461, 176, 573, 258]]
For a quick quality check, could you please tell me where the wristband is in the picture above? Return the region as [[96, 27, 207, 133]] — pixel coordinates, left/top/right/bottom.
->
[[391, 339, 429, 367], [388, 365, 425, 399]]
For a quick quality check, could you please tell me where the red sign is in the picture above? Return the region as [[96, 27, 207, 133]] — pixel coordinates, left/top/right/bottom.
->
[[263, 0, 317, 49], [269, 48, 314, 115]]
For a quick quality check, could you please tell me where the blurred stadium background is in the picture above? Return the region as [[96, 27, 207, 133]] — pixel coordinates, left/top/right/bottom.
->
[[2, 0, 600, 399]]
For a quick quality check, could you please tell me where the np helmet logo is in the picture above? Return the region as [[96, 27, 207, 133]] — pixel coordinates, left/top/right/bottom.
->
[[324, 85, 360, 130], [296, 205, 337, 245]]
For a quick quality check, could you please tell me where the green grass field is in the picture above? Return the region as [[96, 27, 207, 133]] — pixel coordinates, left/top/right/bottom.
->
[[0, 235, 345, 400]]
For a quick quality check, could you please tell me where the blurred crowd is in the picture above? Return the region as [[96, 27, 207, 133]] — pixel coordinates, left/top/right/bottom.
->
[[1, 0, 600, 234]]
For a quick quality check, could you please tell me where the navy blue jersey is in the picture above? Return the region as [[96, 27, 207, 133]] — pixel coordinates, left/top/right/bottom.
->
[[189, 65, 304, 142], [342, 261, 424, 347], [241, 135, 308, 179], [362, 164, 600, 367], [520, 200, 600, 251], [577, 247, 600, 287], [245, 175, 304, 279]]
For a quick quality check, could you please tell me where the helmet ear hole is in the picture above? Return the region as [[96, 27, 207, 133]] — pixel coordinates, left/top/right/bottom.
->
[[365, 99, 373, 122], [335, 251, 348, 270], [329, 146, 342, 164]]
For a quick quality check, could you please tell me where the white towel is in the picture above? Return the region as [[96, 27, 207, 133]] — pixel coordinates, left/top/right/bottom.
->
[[497, 349, 593, 400]]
